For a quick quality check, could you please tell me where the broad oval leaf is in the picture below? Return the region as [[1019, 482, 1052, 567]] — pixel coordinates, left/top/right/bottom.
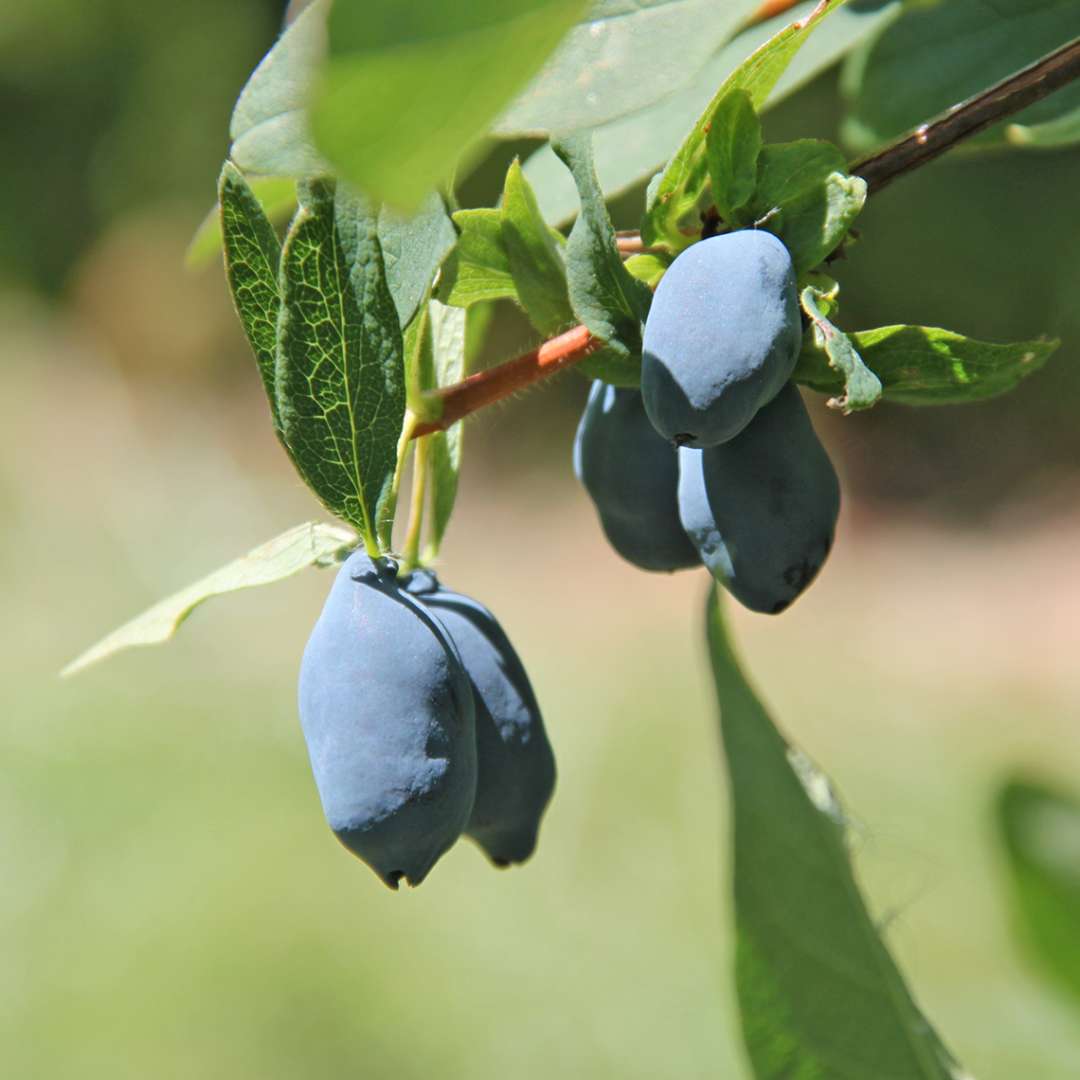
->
[[229, 0, 331, 178], [278, 181, 407, 549], [495, 0, 760, 135], [61, 523, 356, 678], [842, 0, 1080, 154], [706, 589, 969, 1080], [522, 0, 900, 225], [310, 0, 589, 211]]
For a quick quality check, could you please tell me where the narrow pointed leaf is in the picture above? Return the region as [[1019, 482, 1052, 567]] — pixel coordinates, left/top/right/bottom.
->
[[189, 175, 295, 270], [219, 163, 285, 431], [61, 523, 356, 678], [705, 89, 762, 222], [706, 588, 968, 1080], [642, 0, 849, 248], [438, 209, 519, 308], [522, 0, 899, 225], [553, 134, 651, 384], [794, 324, 1058, 406], [501, 159, 574, 336], [425, 300, 468, 554], [378, 194, 458, 331], [278, 181, 406, 549]]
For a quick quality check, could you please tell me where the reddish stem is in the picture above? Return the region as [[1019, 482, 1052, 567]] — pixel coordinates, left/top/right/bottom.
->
[[413, 324, 601, 437], [748, 0, 802, 24]]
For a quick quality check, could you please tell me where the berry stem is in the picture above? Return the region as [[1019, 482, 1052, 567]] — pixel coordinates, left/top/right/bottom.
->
[[409, 34, 1080, 440]]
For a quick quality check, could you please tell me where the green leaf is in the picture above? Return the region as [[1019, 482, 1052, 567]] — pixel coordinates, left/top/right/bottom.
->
[[997, 778, 1080, 1008], [842, 0, 1080, 154], [522, 0, 899, 225], [1006, 103, 1080, 149], [705, 89, 762, 222], [761, 170, 866, 276], [794, 323, 1059, 406], [799, 285, 881, 412], [705, 588, 967, 1080], [437, 209, 518, 308], [624, 251, 673, 288], [501, 159, 574, 336], [495, 0, 760, 136], [424, 300, 468, 557], [61, 523, 356, 678], [642, 0, 849, 249], [552, 134, 652, 385], [188, 176, 296, 270], [277, 180, 407, 551], [219, 163, 286, 433], [310, 0, 589, 211], [378, 194, 458, 331], [229, 0, 331, 179]]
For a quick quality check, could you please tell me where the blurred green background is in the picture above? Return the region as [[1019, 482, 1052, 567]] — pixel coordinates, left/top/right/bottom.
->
[[5, 2, 1080, 1076]]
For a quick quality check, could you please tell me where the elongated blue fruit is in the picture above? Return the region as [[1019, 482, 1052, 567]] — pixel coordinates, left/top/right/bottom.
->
[[573, 380, 700, 572], [298, 552, 477, 888], [642, 230, 801, 448], [407, 572, 556, 867], [678, 384, 840, 614]]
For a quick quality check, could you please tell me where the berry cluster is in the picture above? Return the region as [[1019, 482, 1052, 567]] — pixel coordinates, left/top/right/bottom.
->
[[299, 552, 555, 888], [576, 230, 840, 614]]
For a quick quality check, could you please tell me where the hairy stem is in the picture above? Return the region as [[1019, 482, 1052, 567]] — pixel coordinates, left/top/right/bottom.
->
[[410, 35, 1080, 439]]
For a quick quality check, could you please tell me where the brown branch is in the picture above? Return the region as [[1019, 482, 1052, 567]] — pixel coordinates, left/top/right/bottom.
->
[[852, 35, 1080, 196], [411, 35, 1080, 439]]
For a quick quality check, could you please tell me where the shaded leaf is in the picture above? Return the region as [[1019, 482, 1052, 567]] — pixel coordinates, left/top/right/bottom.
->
[[705, 588, 967, 1080], [219, 163, 286, 432], [705, 89, 762, 222], [278, 181, 406, 550], [794, 323, 1058, 406], [553, 134, 651, 384], [997, 778, 1080, 1008], [495, 0, 759, 135], [1006, 103, 1080, 149], [61, 523, 356, 678], [501, 159, 574, 336], [229, 0, 330, 178], [378, 194, 458, 331], [438, 209, 518, 308], [642, 0, 849, 248], [310, 0, 589, 211], [799, 284, 881, 411], [425, 300, 468, 556], [842, 0, 1080, 154], [522, 0, 900, 224]]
